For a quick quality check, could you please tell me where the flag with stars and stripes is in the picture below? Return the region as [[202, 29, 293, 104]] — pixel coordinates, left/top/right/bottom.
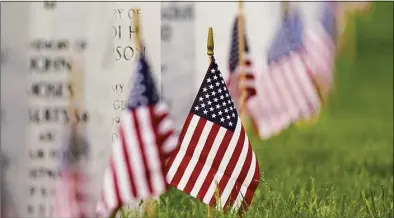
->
[[96, 55, 178, 217], [227, 15, 256, 113], [52, 127, 91, 218], [247, 9, 321, 139], [165, 57, 260, 212], [304, 1, 337, 97]]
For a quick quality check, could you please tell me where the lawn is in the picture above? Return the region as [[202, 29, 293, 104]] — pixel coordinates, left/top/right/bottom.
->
[[125, 3, 393, 217]]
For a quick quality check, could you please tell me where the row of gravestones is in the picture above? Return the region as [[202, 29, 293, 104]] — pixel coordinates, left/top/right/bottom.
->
[[1, 2, 196, 217]]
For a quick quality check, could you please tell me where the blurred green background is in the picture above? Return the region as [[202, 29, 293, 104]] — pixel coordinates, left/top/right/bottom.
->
[[152, 2, 393, 217]]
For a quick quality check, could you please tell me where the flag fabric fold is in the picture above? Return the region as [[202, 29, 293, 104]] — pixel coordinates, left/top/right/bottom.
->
[[96, 55, 178, 217], [227, 15, 256, 112], [165, 57, 260, 212], [248, 9, 321, 139]]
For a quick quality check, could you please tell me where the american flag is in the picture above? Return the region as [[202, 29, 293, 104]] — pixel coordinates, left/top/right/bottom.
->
[[165, 57, 260, 212], [227, 15, 256, 112], [247, 9, 321, 139], [96, 55, 178, 217], [304, 2, 337, 97], [52, 127, 91, 218]]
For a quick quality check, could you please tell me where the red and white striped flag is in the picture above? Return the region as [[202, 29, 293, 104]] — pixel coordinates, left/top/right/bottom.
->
[[227, 15, 256, 112], [247, 9, 321, 139], [52, 128, 91, 218], [52, 171, 90, 218], [96, 55, 178, 217], [166, 57, 261, 212]]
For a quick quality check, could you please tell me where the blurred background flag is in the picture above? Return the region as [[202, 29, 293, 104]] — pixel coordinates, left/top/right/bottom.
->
[[96, 12, 177, 216], [227, 2, 256, 119], [304, 1, 337, 99], [165, 28, 260, 213], [52, 128, 90, 218], [295, 1, 337, 127], [248, 4, 321, 139], [52, 60, 91, 218]]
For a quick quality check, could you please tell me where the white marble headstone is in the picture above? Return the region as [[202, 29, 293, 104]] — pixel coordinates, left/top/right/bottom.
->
[[1, 2, 31, 217], [161, 2, 196, 134], [22, 2, 113, 217]]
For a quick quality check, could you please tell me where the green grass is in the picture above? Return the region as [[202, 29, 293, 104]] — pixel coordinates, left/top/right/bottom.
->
[[122, 3, 393, 217]]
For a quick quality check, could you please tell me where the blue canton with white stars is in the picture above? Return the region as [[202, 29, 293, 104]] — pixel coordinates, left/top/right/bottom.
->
[[191, 58, 238, 132], [127, 56, 160, 109], [267, 9, 304, 64], [229, 15, 250, 74]]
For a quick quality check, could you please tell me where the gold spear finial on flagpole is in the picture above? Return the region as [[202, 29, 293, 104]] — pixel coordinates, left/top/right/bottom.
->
[[239, 0, 244, 10], [133, 8, 142, 52], [207, 27, 214, 58]]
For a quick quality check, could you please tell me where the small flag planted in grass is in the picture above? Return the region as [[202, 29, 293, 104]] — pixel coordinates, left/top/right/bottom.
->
[[227, 2, 256, 118], [52, 60, 91, 218], [248, 4, 322, 138], [96, 10, 178, 217], [165, 27, 261, 213], [52, 128, 90, 218], [304, 1, 337, 100]]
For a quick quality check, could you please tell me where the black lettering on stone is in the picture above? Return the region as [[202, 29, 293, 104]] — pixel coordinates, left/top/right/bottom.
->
[[29, 107, 89, 124], [49, 149, 57, 159], [29, 167, 59, 179], [41, 187, 47, 197], [113, 25, 136, 40], [112, 84, 124, 94], [27, 205, 34, 214], [74, 40, 87, 51], [29, 149, 45, 160], [30, 186, 36, 196], [47, 169, 57, 178], [44, 1, 56, 10], [30, 39, 69, 51], [113, 100, 128, 110], [30, 82, 68, 98], [30, 56, 72, 73], [39, 130, 55, 142], [162, 5, 194, 20], [113, 46, 146, 61], [161, 24, 172, 42], [29, 168, 37, 179]]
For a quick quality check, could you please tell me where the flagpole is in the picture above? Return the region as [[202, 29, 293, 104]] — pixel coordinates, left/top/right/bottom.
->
[[68, 58, 85, 148], [281, 1, 289, 18], [337, 3, 357, 61], [337, 3, 371, 62], [67, 55, 87, 216], [206, 27, 214, 218], [134, 7, 142, 53], [237, 0, 247, 124], [132, 9, 156, 218], [68, 62, 79, 127]]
